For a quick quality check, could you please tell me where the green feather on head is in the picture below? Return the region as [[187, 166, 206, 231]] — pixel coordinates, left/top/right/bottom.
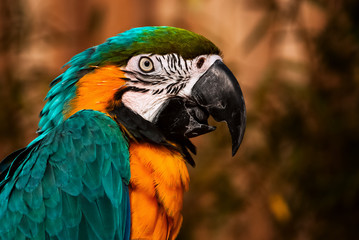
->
[[86, 26, 221, 67]]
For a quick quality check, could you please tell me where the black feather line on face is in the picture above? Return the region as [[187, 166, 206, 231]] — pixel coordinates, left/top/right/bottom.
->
[[151, 88, 164, 95], [184, 59, 189, 72], [168, 68, 176, 74], [107, 101, 196, 166], [169, 55, 173, 69], [156, 56, 164, 68], [152, 88, 166, 95], [172, 54, 177, 70], [175, 54, 181, 67], [163, 67, 170, 75], [133, 71, 163, 80], [109, 103, 168, 145], [125, 69, 173, 86]]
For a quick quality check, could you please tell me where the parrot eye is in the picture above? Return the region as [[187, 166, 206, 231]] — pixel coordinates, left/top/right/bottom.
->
[[139, 57, 154, 72]]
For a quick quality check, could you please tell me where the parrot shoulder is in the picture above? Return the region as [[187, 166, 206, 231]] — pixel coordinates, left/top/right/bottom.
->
[[0, 110, 131, 240]]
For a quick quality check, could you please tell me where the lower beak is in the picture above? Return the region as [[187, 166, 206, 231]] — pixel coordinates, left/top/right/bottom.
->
[[191, 60, 246, 156]]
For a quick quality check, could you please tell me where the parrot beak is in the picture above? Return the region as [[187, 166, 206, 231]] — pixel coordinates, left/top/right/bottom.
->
[[191, 60, 246, 155], [154, 60, 246, 156]]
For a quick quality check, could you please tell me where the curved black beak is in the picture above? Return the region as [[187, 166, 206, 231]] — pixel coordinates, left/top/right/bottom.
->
[[192, 60, 246, 156], [154, 60, 246, 159]]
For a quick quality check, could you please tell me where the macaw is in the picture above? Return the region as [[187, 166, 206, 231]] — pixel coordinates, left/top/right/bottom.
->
[[0, 26, 246, 240]]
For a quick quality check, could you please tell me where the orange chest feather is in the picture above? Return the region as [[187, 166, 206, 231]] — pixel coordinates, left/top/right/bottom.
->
[[65, 65, 126, 118], [129, 143, 190, 240]]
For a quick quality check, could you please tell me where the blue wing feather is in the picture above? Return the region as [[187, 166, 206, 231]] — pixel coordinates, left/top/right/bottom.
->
[[0, 110, 131, 240]]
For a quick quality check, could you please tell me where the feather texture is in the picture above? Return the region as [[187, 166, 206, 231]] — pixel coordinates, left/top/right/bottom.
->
[[0, 110, 131, 240], [0, 26, 225, 240], [129, 142, 189, 240]]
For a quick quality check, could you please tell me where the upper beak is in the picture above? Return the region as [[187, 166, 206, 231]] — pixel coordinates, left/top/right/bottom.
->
[[191, 60, 246, 155]]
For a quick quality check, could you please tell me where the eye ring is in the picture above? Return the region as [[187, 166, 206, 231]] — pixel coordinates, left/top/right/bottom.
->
[[139, 57, 154, 72]]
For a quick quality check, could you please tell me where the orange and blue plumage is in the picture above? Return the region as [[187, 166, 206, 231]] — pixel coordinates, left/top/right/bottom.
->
[[0, 26, 246, 240]]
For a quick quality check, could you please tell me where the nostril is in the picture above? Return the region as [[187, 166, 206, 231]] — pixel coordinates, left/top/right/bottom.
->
[[196, 57, 205, 69]]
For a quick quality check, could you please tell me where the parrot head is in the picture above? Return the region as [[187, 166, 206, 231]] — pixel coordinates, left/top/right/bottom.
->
[[39, 26, 246, 165]]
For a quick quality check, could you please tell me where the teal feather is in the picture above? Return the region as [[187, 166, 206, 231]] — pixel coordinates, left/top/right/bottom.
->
[[95, 145, 105, 166], [53, 164, 70, 188], [101, 142, 111, 160], [56, 225, 79, 240], [45, 199, 62, 220], [101, 155, 111, 177], [45, 217, 63, 236], [14, 230, 26, 240], [44, 190, 61, 209], [82, 157, 102, 190], [16, 151, 38, 189], [0, 110, 130, 239], [27, 202, 45, 223], [8, 189, 28, 214], [49, 104, 63, 123], [38, 120, 54, 134], [80, 195, 116, 240], [41, 166, 58, 201], [16, 168, 32, 190], [23, 176, 41, 193], [79, 143, 97, 163], [102, 163, 122, 206], [68, 155, 86, 178], [80, 124, 93, 146], [51, 139, 67, 163], [81, 185, 105, 203], [122, 185, 130, 239], [38, 82, 76, 134], [1, 210, 22, 233], [61, 176, 83, 196], [112, 142, 130, 181], [19, 153, 37, 176], [30, 152, 48, 180], [71, 137, 84, 149], [24, 183, 43, 209], [15, 173, 31, 191], [61, 194, 81, 227], [1, 228, 17, 240], [78, 218, 101, 240], [18, 216, 39, 238], [31, 223, 45, 240]]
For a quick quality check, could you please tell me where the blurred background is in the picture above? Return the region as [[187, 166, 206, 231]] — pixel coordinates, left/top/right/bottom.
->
[[1, 0, 358, 239]]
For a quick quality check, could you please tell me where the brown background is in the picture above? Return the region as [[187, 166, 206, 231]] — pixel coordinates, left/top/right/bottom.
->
[[1, 0, 358, 239]]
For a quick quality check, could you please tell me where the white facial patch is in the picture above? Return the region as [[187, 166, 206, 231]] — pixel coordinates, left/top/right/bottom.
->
[[121, 53, 223, 122]]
